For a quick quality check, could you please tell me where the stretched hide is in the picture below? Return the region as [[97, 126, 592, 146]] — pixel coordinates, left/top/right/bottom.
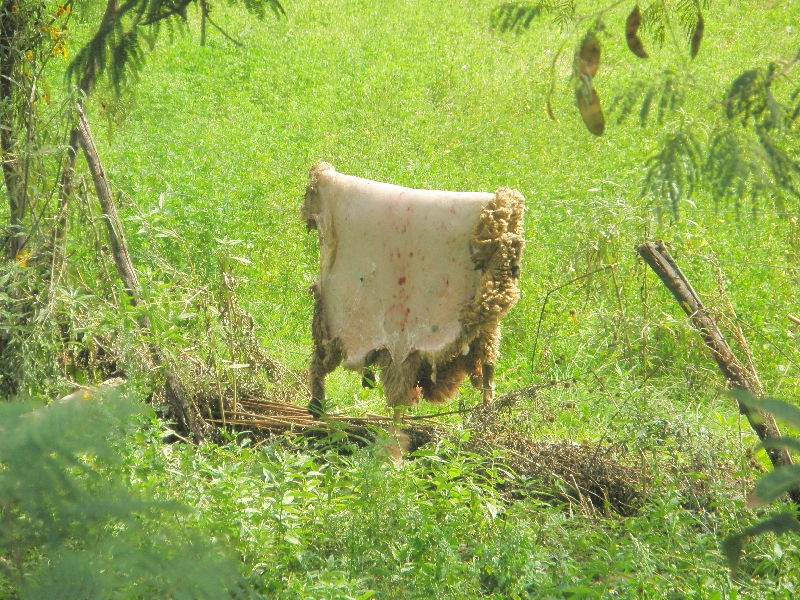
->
[[301, 163, 524, 414]]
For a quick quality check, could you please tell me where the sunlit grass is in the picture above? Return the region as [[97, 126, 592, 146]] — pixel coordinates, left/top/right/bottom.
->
[[44, 0, 800, 595]]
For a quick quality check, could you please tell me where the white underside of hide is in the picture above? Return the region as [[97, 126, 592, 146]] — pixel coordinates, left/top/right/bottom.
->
[[312, 170, 494, 368]]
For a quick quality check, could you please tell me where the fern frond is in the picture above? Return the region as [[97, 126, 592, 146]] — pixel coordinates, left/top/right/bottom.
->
[[490, 2, 549, 32], [789, 87, 800, 127], [609, 71, 686, 126], [643, 127, 703, 219]]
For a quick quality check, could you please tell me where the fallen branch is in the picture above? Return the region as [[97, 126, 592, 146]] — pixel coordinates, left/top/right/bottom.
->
[[76, 104, 211, 442], [636, 240, 800, 504], [76, 105, 141, 303]]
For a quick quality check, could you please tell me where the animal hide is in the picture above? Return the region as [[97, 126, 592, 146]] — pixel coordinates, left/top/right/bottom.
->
[[301, 163, 524, 412]]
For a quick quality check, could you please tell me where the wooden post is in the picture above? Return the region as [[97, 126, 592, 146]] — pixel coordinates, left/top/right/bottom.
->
[[76, 103, 209, 442], [76, 104, 141, 302], [636, 240, 800, 503]]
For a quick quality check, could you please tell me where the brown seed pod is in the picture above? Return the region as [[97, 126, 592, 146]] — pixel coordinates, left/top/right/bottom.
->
[[577, 31, 600, 78], [625, 5, 648, 59], [546, 96, 557, 122], [690, 10, 704, 59], [575, 77, 605, 136]]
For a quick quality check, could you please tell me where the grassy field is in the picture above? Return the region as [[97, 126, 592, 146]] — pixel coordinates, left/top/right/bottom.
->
[[40, 0, 800, 596]]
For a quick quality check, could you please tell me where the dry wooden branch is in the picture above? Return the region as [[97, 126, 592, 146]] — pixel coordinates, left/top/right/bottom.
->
[[207, 398, 443, 452], [76, 105, 210, 441], [76, 104, 141, 302], [636, 240, 800, 504]]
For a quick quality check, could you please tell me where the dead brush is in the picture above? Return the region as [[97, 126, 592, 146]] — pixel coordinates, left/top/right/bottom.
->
[[158, 256, 310, 442], [464, 383, 643, 516]]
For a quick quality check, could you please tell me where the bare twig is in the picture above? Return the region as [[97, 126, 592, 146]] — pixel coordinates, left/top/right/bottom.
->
[[75, 105, 142, 304], [531, 264, 617, 369], [205, 13, 244, 47]]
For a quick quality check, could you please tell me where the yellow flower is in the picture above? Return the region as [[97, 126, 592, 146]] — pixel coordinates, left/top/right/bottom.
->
[[15, 250, 30, 268], [27, 51, 33, 61]]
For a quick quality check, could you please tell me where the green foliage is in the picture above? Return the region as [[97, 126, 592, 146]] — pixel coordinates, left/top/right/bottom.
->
[[636, 58, 800, 216], [610, 70, 686, 126], [704, 128, 767, 215], [66, 0, 285, 94], [487, 0, 800, 216], [721, 394, 800, 577], [0, 389, 255, 598], [639, 0, 708, 49], [722, 513, 800, 578], [490, 2, 550, 33], [643, 127, 703, 219], [3, 0, 800, 595], [126, 433, 738, 597]]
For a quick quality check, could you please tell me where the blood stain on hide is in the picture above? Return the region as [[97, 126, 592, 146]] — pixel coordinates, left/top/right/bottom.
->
[[398, 277, 407, 285]]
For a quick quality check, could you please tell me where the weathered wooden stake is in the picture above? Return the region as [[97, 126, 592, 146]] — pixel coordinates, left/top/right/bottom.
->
[[76, 103, 210, 442], [636, 240, 800, 504]]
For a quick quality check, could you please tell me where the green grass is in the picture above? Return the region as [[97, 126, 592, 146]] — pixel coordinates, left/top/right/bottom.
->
[[29, 0, 800, 596]]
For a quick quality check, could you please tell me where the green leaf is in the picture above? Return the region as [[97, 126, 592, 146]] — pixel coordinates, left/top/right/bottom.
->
[[722, 513, 800, 574], [758, 437, 800, 455], [733, 391, 800, 429], [752, 465, 800, 505]]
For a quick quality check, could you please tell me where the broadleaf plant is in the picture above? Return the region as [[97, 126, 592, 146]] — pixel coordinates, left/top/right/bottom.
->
[[0, 387, 256, 598], [723, 393, 800, 576]]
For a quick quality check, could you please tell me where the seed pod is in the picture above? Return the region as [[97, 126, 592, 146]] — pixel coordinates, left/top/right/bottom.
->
[[625, 5, 648, 59], [546, 96, 557, 122], [577, 31, 600, 78], [690, 10, 704, 59], [575, 77, 605, 136]]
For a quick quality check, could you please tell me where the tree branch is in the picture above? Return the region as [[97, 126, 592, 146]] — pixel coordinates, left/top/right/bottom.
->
[[205, 13, 244, 47], [75, 104, 210, 442], [140, 0, 194, 27]]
